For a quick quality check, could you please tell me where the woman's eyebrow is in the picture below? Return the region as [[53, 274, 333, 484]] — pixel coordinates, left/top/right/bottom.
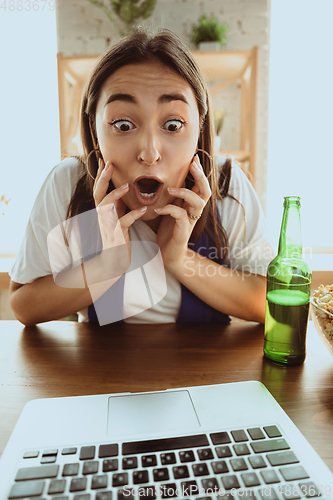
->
[[105, 93, 136, 106], [104, 92, 189, 107], [159, 93, 189, 105]]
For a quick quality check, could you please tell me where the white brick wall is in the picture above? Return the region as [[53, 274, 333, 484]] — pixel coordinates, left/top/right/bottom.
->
[[55, 0, 271, 209]]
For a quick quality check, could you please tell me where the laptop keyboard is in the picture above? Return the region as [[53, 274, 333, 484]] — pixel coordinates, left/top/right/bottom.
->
[[7, 425, 326, 500]]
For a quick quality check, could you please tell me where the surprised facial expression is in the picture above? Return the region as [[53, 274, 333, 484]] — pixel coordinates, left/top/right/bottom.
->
[[95, 61, 201, 223]]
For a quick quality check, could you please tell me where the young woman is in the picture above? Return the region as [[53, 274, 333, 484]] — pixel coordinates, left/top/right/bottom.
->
[[9, 29, 273, 326]]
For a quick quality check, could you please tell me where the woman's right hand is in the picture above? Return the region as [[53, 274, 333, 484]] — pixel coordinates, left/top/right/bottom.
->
[[91, 159, 147, 278]]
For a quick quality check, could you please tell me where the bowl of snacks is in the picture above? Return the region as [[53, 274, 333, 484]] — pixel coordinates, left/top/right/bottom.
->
[[311, 284, 333, 356]]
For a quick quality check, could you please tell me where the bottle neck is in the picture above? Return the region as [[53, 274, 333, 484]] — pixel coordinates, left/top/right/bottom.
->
[[277, 197, 302, 258]]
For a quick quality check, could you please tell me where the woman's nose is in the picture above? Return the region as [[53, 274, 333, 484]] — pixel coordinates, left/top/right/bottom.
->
[[137, 130, 161, 166]]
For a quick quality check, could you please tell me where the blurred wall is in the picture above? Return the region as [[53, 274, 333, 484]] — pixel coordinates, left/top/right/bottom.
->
[[55, 0, 271, 209]]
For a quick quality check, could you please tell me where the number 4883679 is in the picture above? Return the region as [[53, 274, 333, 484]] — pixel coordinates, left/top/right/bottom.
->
[[0, 0, 55, 11]]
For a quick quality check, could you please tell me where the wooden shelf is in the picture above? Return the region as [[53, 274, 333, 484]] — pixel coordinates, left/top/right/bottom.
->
[[57, 48, 258, 182]]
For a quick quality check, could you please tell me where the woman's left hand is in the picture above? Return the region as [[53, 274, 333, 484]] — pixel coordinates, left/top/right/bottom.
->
[[155, 155, 211, 270]]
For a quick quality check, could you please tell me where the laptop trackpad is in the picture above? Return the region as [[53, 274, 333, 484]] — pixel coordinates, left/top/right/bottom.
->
[[107, 390, 200, 436]]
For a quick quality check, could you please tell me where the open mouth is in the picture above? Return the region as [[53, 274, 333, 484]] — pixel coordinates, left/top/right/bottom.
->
[[134, 177, 163, 205]]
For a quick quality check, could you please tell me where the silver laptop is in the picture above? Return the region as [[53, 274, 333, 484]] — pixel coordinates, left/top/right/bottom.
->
[[0, 381, 332, 500]]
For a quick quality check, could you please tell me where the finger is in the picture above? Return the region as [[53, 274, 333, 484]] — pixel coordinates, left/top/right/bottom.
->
[[190, 157, 212, 201], [94, 157, 105, 186], [97, 182, 129, 209], [119, 206, 148, 230], [93, 161, 115, 206], [154, 205, 193, 236], [168, 186, 206, 215]]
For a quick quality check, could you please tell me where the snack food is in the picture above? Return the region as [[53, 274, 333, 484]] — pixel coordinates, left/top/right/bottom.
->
[[312, 284, 333, 344]]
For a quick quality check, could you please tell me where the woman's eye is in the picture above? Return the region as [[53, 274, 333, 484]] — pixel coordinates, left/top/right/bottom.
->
[[111, 120, 134, 132], [164, 120, 184, 132]]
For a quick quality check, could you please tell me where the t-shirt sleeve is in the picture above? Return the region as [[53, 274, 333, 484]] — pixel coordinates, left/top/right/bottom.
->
[[10, 158, 82, 284], [217, 160, 275, 276]]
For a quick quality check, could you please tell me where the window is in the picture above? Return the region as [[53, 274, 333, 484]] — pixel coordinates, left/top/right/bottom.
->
[[0, 5, 59, 255], [266, 0, 333, 253]]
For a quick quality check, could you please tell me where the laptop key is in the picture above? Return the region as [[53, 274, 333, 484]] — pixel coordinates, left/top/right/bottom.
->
[[251, 439, 289, 454], [96, 493, 113, 500], [91, 474, 108, 489], [70, 477, 87, 492], [161, 453, 176, 465], [264, 426, 282, 438], [192, 463, 210, 476], [279, 466, 309, 481], [103, 458, 118, 472], [82, 460, 99, 475], [221, 475, 241, 490], [99, 444, 118, 458], [112, 473, 129, 487], [261, 470, 280, 484], [201, 477, 219, 493], [8, 480, 45, 499], [233, 444, 251, 456], [62, 463, 79, 476], [123, 434, 209, 455], [241, 472, 261, 487], [198, 448, 214, 460], [215, 446, 232, 459], [258, 486, 279, 500], [179, 450, 195, 463], [123, 457, 138, 469], [267, 451, 299, 467], [118, 489, 135, 500], [62, 447, 77, 455], [248, 428, 265, 440], [279, 484, 302, 499], [48, 479, 66, 494], [231, 430, 249, 442], [23, 451, 39, 459], [73, 495, 90, 500], [298, 481, 322, 498], [41, 455, 57, 464], [138, 485, 157, 499], [160, 482, 178, 498], [142, 454, 158, 467], [15, 464, 59, 481], [211, 460, 228, 474], [80, 446, 95, 460], [133, 470, 149, 484], [230, 458, 248, 471], [210, 432, 231, 445], [153, 467, 169, 481], [173, 465, 189, 479], [249, 456, 266, 469], [181, 480, 199, 496]]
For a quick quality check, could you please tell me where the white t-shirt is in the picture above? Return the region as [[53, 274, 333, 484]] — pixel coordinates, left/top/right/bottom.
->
[[10, 157, 274, 323]]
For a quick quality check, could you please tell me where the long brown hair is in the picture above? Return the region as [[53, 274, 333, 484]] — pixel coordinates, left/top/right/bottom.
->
[[67, 28, 232, 259]]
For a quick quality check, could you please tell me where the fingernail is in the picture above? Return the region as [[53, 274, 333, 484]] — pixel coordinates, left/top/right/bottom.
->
[[140, 206, 147, 212], [168, 187, 178, 194], [105, 160, 112, 170], [154, 208, 163, 213], [191, 161, 200, 171], [119, 183, 128, 190], [98, 158, 103, 169]]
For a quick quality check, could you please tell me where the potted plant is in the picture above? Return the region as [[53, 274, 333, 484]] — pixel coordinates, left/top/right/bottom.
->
[[85, 0, 157, 31], [190, 14, 229, 51]]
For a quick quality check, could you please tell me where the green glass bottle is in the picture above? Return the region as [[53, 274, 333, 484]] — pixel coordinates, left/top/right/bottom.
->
[[264, 196, 312, 366]]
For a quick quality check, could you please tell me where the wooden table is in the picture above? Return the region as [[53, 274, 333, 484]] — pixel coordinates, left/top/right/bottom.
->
[[0, 319, 333, 472]]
